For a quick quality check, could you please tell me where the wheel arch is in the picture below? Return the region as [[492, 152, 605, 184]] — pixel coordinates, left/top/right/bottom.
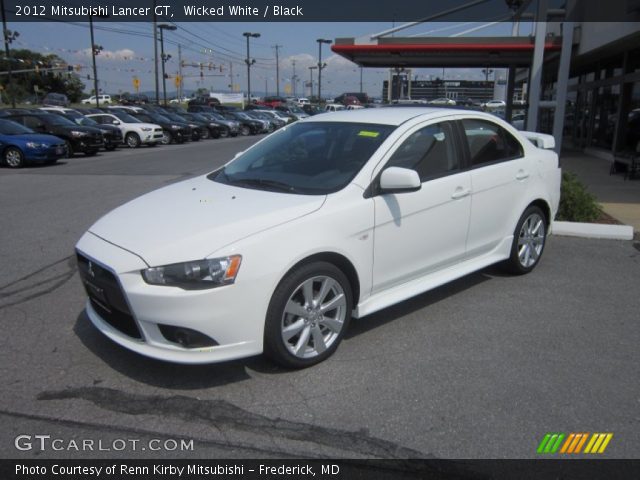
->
[[281, 252, 361, 307], [526, 198, 552, 227]]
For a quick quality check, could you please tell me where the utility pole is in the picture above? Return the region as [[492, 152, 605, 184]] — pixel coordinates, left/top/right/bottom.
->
[[152, 1, 159, 104], [273, 44, 282, 96], [1, 0, 17, 107], [308, 66, 317, 98], [178, 44, 182, 99], [359, 66, 363, 93], [291, 59, 297, 97], [228, 62, 234, 91]]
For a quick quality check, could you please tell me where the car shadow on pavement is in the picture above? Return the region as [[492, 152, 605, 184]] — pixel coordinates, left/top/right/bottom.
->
[[345, 269, 493, 339], [73, 312, 276, 390]]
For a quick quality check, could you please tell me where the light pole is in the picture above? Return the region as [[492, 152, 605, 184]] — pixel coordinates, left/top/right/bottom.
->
[[308, 66, 317, 98], [482, 68, 494, 82], [316, 38, 331, 102], [158, 23, 177, 105], [243, 32, 260, 101]]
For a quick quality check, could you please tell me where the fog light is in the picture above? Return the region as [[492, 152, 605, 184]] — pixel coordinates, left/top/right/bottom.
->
[[158, 325, 218, 349]]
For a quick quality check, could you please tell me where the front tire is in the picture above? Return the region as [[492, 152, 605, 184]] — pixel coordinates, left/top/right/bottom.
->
[[4, 147, 25, 168], [161, 131, 172, 145], [125, 132, 141, 148], [264, 262, 352, 368], [240, 125, 250, 136], [503, 205, 547, 275]]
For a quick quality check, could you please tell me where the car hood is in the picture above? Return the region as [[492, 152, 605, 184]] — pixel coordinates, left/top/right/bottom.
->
[[14, 133, 65, 144], [88, 175, 326, 267]]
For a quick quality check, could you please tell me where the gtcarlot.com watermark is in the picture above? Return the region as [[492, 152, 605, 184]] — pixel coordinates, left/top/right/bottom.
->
[[15, 434, 194, 452]]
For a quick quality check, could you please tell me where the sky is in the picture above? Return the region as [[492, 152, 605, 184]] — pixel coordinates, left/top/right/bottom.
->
[[12, 21, 529, 98]]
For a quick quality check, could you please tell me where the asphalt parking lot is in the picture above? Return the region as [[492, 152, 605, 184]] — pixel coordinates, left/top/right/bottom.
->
[[0, 139, 639, 460]]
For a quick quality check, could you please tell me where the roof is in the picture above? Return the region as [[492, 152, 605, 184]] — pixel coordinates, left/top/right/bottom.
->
[[302, 107, 463, 126], [332, 36, 563, 68]]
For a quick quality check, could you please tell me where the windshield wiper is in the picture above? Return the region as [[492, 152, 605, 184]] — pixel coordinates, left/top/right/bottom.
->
[[229, 177, 300, 193]]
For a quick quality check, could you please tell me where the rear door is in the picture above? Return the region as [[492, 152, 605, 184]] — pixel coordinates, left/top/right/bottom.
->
[[458, 118, 528, 256]]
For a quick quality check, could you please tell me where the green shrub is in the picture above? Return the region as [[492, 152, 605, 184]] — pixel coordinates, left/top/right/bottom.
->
[[556, 172, 601, 222]]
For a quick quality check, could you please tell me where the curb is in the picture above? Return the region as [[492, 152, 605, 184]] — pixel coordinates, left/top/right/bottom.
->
[[551, 221, 634, 240]]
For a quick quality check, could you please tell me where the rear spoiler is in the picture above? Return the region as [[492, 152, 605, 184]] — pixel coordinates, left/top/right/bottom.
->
[[522, 131, 555, 150]]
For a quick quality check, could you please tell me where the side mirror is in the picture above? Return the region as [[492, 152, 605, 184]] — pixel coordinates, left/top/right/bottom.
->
[[112, 120, 120, 125], [379, 167, 421, 193]]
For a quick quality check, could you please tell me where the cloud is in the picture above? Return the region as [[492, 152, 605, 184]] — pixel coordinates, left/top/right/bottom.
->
[[76, 48, 136, 61]]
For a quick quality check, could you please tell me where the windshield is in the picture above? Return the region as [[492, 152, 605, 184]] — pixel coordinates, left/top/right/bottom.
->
[[212, 122, 395, 195], [69, 116, 98, 126], [113, 112, 140, 123], [0, 119, 34, 135]]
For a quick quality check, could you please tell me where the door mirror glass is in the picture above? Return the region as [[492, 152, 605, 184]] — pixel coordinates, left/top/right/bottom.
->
[[112, 120, 120, 125], [379, 167, 421, 193]]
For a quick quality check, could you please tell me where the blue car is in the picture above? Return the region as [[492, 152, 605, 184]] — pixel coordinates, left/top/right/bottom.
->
[[0, 118, 67, 168]]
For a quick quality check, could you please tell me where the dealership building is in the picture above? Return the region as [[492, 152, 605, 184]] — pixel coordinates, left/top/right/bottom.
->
[[332, 3, 640, 162]]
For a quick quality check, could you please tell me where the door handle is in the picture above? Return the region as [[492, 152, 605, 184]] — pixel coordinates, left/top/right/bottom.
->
[[516, 170, 530, 180], [451, 188, 471, 200]]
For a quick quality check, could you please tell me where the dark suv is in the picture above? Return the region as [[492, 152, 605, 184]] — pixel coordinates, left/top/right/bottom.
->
[[5, 112, 103, 156], [187, 96, 221, 108]]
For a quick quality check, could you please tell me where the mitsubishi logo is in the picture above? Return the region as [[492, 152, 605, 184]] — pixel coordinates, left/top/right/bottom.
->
[[87, 261, 96, 278]]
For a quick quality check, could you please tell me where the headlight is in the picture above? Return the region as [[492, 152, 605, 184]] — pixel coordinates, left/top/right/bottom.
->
[[190, 124, 198, 129], [70, 130, 87, 137], [141, 127, 152, 132], [142, 255, 242, 289], [170, 125, 181, 130], [25, 142, 44, 148]]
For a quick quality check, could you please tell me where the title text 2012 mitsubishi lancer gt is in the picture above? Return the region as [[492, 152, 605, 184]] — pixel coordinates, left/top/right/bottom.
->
[[76, 108, 561, 368]]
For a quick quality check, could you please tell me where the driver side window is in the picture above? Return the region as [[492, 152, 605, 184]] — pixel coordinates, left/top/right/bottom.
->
[[386, 122, 459, 181]]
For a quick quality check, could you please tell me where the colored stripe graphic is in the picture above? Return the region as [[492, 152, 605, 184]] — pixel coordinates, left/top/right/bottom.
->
[[537, 433, 565, 454], [540, 433, 613, 454], [585, 433, 613, 454]]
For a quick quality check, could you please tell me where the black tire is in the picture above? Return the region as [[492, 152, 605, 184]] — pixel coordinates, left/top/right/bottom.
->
[[125, 132, 141, 148], [264, 261, 353, 369], [230, 132, 238, 137], [219, 127, 229, 138], [65, 141, 74, 158], [209, 128, 220, 139], [161, 131, 172, 145], [240, 125, 250, 136], [3, 147, 25, 168], [200, 128, 210, 140], [502, 205, 548, 275]]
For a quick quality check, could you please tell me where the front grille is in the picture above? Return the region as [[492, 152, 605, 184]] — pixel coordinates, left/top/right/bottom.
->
[[77, 253, 142, 339]]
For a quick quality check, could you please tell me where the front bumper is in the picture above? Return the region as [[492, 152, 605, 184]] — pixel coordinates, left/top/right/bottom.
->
[[72, 137, 103, 153], [75, 232, 264, 364], [25, 143, 67, 162]]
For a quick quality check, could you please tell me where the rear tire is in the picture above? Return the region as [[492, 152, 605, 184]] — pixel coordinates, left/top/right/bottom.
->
[[264, 262, 352, 369], [502, 205, 547, 275]]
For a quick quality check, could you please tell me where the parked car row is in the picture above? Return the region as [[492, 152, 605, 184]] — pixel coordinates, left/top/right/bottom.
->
[[0, 103, 268, 168]]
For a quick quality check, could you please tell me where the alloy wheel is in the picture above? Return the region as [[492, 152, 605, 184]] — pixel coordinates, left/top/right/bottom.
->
[[280, 275, 347, 359], [517, 213, 545, 268]]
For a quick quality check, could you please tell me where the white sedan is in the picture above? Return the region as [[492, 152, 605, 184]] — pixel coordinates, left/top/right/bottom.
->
[[76, 108, 561, 368]]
